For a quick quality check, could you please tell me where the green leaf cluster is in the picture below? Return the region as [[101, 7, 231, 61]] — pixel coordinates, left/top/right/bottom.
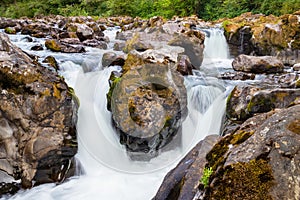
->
[[200, 167, 213, 188]]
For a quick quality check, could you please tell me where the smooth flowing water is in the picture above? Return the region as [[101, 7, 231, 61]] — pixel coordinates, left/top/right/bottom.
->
[[3, 27, 231, 200]]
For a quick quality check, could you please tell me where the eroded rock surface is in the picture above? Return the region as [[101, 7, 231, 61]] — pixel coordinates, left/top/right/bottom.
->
[[0, 32, 78, 196], [232, 54, 284, 74], [107, 52, 187, 155]]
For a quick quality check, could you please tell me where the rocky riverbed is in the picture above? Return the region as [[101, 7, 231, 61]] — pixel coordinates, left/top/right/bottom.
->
[[0, 11, 299, 200]]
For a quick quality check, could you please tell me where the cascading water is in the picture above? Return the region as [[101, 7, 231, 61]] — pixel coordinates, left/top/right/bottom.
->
[[2, 27, 231, 200]]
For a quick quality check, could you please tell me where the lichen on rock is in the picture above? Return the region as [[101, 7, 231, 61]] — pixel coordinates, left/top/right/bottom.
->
[[0, 32, 78, 195], [107, 52, 187, 156]]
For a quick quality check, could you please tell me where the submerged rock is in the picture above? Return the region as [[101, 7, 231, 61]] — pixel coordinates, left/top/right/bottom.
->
[[232, 54, 284, 74], [107, 53, 187, 155], [0, 33, 78, 195]]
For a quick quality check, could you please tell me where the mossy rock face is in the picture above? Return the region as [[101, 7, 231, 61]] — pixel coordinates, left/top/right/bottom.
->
[[45, 39, 85, 53], [226, 84, 300, 121], [107, 52, 187, 154], [201, 105, 300, 199], [222, 12, 300, 65], [209, 159, 274, 199], [45, 39, 62, 52], [0, 33, 78, 195], [4, 27, 17, 34]]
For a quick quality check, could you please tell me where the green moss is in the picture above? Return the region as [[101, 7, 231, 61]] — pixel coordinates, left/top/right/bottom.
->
[[208, 159, 274, 200], [45, 39, 61, 52], [106, 72, 122, 111], [206, 130, 254, 171], [287, 119, 300, 134], [230, 130, 254, 145], [122, 53, 145, 73], [68, 87, 80, 107], [247, 95, 272, 114], [123, 33, 140, 53], [4, 27, 16, 34]]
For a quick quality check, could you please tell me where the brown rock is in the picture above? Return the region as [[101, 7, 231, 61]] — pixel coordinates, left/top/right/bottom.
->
[[232, 54, 284, 74]]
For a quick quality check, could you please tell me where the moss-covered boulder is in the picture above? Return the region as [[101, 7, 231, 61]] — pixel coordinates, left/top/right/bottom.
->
[[232, 54, 284, 73], [4, 27, 17, 35], [0, 33, 78, 195], [155, 104, 300, 200], [107, 52, 187, 155], [45, 39, 86, 53], [222, 12, 300, 65], [226, 84, 300, 121], [201, 105, 300, 199]]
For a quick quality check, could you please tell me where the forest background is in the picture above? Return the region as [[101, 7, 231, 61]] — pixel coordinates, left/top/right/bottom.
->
[[1, 0, 299, 20]]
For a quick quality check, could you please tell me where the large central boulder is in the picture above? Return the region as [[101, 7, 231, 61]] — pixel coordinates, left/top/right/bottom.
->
[[107, 52, 187, 155], [0, 33, 78, 195]]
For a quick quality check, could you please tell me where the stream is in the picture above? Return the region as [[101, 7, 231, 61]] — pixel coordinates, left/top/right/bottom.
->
[[2, 27, 232, 200]]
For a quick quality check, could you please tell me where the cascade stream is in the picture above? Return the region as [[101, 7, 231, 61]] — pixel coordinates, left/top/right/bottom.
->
[[3, 28, 231, 200]]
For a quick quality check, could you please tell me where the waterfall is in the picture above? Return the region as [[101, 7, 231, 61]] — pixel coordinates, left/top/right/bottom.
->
[[200, 28, 233, 77], [3, 28, 229, 200], [202, 28, 230, 59]]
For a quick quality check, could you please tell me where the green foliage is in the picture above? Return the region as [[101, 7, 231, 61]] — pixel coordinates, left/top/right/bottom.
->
[[0, 0, 299, 20], [200, 167, 213, 187]]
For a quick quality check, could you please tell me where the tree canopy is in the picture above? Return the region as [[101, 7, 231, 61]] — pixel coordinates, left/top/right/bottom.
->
[[0, 0, 299, 20]]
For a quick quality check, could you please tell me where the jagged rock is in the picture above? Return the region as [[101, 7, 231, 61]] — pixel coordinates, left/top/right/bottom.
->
[[42, 56, 59, 71], [0, 33, 78, 195], [223, 12, 300, 65], [153, 135, 220, 200], [113, 41, 126, 51], [58, 31, 78, 39], [66, 23, 94, 42], [120, 20, 205, 69], [219, 71, 255, 80], [263, 73, 300, 88], [168, 30, 205, 68], [199, 105, 300, 200], [232, 54, 284, 74], [226, 84, 300, 121], [102, 52, 125, 67], [30, 44, 43, 51], [175, 54, 194, 76], [0, 18, 19, 29], [21, 22, 59, 38], [82, 39, 107, 49], [107, 53, 187, 154], [45, 39, 85, 53]]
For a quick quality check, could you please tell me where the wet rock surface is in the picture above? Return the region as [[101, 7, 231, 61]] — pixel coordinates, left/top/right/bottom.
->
[[0, 32, 78, 196], [107, 52, 187, 155], [200, 105, 300, 200], [117, 17, 205, 69], [232, 54, 284, 74], [153, 135, 220, 200], [226, 84, 300, 121], [223, 12, 300, 65]]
